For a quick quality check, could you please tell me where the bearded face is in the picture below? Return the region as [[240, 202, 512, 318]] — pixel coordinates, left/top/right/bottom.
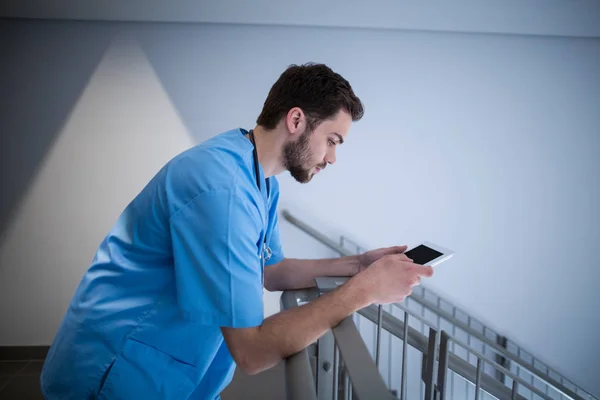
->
[[283, 127, 326, 183]]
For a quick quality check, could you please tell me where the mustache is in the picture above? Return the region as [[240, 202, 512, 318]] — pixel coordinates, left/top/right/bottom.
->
[[317, 163, 327, 170]]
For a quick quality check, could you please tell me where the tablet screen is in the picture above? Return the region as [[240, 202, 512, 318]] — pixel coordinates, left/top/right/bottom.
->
[[404, 245, 443, 265]]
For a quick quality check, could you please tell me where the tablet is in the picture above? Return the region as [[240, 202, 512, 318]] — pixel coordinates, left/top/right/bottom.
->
[[404, 241, 454, 267], [315, 241, 454, 292]]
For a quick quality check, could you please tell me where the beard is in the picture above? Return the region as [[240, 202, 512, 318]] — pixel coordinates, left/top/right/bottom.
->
[[283, 128, 319, 183]]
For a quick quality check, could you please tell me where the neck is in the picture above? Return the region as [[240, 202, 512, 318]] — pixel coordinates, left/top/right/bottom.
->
[[250, 125, 286, 178]]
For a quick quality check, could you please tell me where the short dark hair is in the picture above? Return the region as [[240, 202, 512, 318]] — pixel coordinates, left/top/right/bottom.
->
[[257, 63, 364, 132]]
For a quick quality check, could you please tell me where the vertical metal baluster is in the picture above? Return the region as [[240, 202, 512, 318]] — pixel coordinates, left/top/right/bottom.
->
[[373, 315, 377, 361], [516, 352, 522, 400], [376, 304, 383, 368], [420, 304, 426, 400], [475, 358, 482, 400], [467, 317, 472, 363], [435, 302, 441, 400], [339, 359, 344, 400], [478, 325, 488, 382], [436, 310, 441, 399], [424, 328, 438, 400], [400, 311, 409, 400], [450, 309, 456, 399], [344, 366, 350, 400], [466, 317, 472, 398], [516, 346, 523, 400], [512, 380, 519, 400], [530, 368, 534, 400], [482, 326, 487, 372], [338, 236, 347, 400], [434, 306, 442, 398], [388, 306, 393, 393], [434, 297, 441, 400], [333, 345, 339, 400], [317, 332, 335, 399], [437, 331, 450, 400]]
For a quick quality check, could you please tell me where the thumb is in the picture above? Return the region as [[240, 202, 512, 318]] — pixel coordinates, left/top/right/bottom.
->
[[390, 245, 408, 254], [380, 245, 408, 256]]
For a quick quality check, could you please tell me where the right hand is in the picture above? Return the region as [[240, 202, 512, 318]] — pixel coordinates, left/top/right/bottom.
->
[[356, 254, 434, 304]]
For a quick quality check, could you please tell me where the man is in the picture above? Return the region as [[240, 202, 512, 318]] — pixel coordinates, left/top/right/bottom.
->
[[40, 63, 433, 399]]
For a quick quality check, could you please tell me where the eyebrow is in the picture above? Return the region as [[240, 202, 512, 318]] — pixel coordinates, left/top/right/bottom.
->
[[332, 132, 344, 145]]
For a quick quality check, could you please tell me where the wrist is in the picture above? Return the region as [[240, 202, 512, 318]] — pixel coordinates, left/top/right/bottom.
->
[[340, 273, 373, 311], [350, 254, 362, 275]]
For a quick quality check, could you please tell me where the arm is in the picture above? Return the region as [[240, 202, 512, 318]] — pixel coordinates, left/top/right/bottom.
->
[[222, 254, 433, 375], [263, 245, 412, 292], [222, 273, 369, 375], [263, 256, 360, 291]]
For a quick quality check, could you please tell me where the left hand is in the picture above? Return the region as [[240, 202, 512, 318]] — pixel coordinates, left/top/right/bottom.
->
[[358, 245, 412, 272]]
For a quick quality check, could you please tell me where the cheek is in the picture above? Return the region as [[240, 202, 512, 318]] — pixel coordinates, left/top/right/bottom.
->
[[308, 133, 331, 160], [311, 146, 327, 163], [306, 140, 325, 161]]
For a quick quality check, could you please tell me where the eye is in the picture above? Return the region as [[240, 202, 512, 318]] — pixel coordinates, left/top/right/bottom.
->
[[328, 139, 336, 147]]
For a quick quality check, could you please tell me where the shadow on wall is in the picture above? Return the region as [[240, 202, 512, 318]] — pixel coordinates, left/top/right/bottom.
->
[[0, 20, 114, 239], [0, 22, 197, 347]]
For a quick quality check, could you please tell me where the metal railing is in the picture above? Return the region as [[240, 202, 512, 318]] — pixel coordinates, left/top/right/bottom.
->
[[280, 210, 598, 400], [281, 288, 396, 400], [281, 290, 318, 400], [281, 289, 565, 400]]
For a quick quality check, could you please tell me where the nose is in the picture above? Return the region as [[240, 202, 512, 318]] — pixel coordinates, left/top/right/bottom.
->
[[325, 147, 337, 165]]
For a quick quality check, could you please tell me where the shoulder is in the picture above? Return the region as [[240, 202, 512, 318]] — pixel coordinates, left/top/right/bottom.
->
[[163, 129, 257, 215], [172, 129, 252, 179]]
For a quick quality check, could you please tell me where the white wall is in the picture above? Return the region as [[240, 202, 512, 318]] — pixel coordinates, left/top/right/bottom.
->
[[0, 20, 598, 396]]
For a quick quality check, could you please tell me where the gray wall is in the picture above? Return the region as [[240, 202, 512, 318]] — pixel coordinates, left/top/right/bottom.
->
[[0, 19, 599, 396], [3, 0, 600, 37]]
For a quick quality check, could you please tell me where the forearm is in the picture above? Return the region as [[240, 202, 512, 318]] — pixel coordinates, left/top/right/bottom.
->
[[265, 256, 361, 291], [224, 275, 371, 375]]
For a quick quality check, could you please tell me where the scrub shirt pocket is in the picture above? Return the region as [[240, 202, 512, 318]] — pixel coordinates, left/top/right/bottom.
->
[[97, 337, 198, 400]]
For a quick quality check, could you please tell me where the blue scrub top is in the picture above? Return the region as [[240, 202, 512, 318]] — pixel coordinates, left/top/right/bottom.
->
[[40, 128, 284, 400]]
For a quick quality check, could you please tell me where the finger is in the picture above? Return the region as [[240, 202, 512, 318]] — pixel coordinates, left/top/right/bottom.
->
[[380, 245, 407, 255], [414, 265, 434, 278], [393, 245, 409, 254], [397, 254, 413, 262], [385, 245, 408, 256], [389, 253, 413, 262]]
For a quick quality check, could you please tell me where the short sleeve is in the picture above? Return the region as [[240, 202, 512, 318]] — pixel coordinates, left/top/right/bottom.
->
[[169, 189, 264, 328]]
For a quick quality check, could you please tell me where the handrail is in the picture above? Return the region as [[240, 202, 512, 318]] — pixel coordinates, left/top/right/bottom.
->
[[331, 316, 396, 400], [281, 290, 318, 400], [282, 211, 350, 256], [281, 209, 597, 400], [357, 304, 550, 400], [395, 293, 586, 400], [281, 289, 396, 400], [280, 289, 579, 400]]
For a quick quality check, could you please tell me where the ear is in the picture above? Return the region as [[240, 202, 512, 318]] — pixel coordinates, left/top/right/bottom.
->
[[285, 107, 306, 136]]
